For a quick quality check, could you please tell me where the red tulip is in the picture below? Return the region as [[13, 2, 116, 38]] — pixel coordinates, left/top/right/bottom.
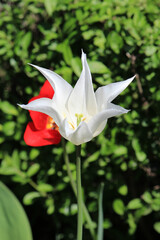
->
[[24, 81, 61, 146]]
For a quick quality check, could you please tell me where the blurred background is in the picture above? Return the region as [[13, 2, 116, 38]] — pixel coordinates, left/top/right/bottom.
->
[[0, 0, 160, 239]]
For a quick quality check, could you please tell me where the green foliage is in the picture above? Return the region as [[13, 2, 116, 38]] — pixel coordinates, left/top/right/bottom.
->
[[0, 182, 32, 240], [0, 0, 160, 239], [154, 222, 160, 234], [97, 183, 104, 240], [113, 199, 125, 216]]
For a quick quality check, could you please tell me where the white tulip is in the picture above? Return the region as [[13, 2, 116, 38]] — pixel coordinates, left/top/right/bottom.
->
[[19, 51, 135, 145]]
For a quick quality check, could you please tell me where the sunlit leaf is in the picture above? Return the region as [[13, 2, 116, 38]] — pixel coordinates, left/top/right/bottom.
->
[[0, 182, 32, 240]]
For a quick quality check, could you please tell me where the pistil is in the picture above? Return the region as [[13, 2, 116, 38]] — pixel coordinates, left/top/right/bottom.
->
[[75, 114, 83, 127]]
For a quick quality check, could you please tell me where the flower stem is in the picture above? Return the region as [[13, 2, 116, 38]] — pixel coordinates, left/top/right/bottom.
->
[[62, 139, 96, 240], [76, 144, 83, 240]]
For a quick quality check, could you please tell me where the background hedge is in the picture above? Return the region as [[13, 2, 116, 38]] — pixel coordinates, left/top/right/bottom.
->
[[0, 0, 160, 239]]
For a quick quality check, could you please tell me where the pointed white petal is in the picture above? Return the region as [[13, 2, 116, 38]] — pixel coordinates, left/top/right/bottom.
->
[[29, 64, 73, 114], [95, 76, 135, 111], [88, 103, 129, 135], [67, 51, 97, 117], [92, 120, 107, 137], [18, 98, 63, 126], [59, 119, 93, 145]]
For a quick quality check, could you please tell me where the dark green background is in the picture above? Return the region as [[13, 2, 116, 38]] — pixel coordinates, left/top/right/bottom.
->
[[0, 0, 160, 239]]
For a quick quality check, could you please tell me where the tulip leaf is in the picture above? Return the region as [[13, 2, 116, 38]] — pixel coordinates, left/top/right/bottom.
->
[[97, 183, 104, 240], [0, 181, 32, 240]]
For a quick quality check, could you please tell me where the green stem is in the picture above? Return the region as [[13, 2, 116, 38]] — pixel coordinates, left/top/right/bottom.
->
[[62, 139, 96, 240], [76, 145, 83, 240], [14, 168, 48, 198], [62, 139, 77, 196]]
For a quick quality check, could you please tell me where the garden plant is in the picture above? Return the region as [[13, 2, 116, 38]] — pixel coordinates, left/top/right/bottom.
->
[[0, 0, 160, 240]]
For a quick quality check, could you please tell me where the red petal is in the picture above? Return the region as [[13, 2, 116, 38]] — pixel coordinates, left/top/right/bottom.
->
[[29, 111, 48, 130], [28, 97, 48, 130], [39, 80, 54, 98], [28, 81, 54, 130], [24, 122, 61, 147]]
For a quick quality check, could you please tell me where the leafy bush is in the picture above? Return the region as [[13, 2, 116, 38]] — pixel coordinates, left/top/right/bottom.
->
[[0, 0, 160, 239]]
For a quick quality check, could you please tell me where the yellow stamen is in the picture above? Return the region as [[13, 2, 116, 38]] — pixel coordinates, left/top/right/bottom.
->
[[75, 113, 83, 126], [46, 117, 59, 131], [69, 122, 75, 129]]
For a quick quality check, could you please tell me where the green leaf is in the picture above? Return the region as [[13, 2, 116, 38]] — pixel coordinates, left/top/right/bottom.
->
[[85, 151, 100, 164], [153, 222, 160, 234], [88, 61, 110, 74], [107, 31, 123, 54], [27, 163, 40, 177], [71, 57, 81, 76], [0, 182, 32, 240], [136, 151, 146, 162], [97, 183, 104, 240], [118, 185, 128, 196], [56, 41, 73, 66], [132, 138, 146, 162], [135, 206, 152, 218], [29, 149, 40, 160], [151, 198, 160, 211], [37, 183, 53, 192], [103, 219, 112, 229], [55, 67, 72, 83], [142, 191, 152, 204], [3, 121, 16, 136], [23, 192, 41, 205], [0, 101, 18, 116], [145, 46, 157, 56], [21, 32, 32, 50], [127, 198, 142, 209], [113, 199, 125, 215], [114, 146, 128, 157], [127, 213, 137, 235], [120, 162, 128, 171], [44, 0, 57, 16], [45, 198, 55, 215]]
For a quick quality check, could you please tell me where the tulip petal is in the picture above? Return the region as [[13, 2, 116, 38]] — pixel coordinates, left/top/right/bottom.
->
[[28, 81, 54, 130], [95, 76, 135, 111], [88, 103, 129, 136], [18, 98, 63, 126], [59, 119, 93, 145], [27, 96, 48, 130], [24, 122, 61, 146], [30, 110, 48, 130], [39, 80, 54, 98], [29, 64, 73, 115], [91, 120, 108, 138], [67, 51, 97, 117]]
